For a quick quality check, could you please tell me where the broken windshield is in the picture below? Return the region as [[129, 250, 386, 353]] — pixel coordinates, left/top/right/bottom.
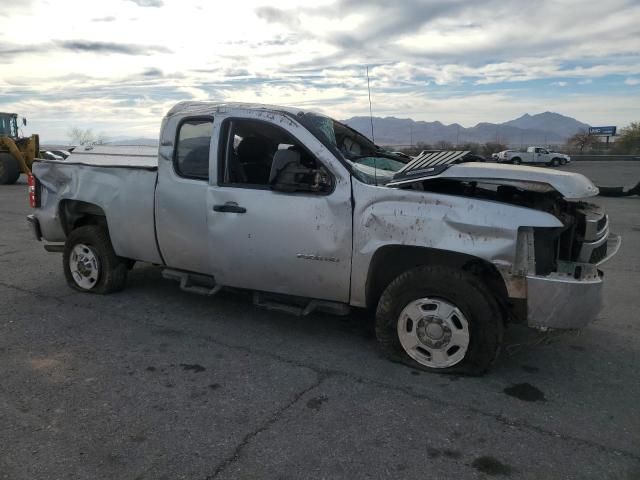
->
[[303, 112, 408, 185]]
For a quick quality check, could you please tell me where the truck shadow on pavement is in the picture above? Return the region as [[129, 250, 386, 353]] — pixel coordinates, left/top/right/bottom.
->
[[116, 264, 612, 384]]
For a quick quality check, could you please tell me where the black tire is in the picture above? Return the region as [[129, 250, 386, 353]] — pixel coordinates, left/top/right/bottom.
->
[[551, 158, 560, 167], [511, 157, 521, 165], [63, 225, 128, 294], [375, 265, 504, 375], [0, 153, 20, 185], [560, 158, 567, 166]]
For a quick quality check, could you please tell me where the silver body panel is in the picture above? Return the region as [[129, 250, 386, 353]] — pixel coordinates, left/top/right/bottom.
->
[[349, 180, 563, 307], [32, 160, 163, 264], [206, 109, 351, 302], [526, 272, 604, 329], [31, 102, 618, 331], [155, 145, 210, 275]]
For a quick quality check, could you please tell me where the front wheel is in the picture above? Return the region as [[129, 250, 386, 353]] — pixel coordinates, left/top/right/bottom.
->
[[63, 225, 128, 294], [551, 158, 560, 167], [375, 266, 504, 375]]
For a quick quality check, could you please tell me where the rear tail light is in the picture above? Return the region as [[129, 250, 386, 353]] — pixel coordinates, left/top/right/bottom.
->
[[28, 173, 40, 208]]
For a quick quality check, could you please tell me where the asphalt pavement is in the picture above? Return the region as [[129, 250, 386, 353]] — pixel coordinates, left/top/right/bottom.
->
[[1, 161, 639, 479]]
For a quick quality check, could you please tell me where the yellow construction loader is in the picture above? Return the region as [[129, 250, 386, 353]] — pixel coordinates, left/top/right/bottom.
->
[[0, 112, 39, 184]]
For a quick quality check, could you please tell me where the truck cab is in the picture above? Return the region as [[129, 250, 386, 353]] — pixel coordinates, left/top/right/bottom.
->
[[26, 102, 619, 375], [530, 146, 549, 162]]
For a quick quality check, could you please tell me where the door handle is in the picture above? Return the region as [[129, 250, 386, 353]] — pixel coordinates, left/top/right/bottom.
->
[[213, 202, 246, 213]]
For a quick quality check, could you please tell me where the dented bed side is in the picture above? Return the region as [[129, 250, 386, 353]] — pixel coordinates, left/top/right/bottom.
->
[[32, 159, 163, 265]]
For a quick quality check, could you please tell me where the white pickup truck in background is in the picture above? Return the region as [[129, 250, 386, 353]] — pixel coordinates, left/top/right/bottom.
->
[[495, 146, 571, 166]]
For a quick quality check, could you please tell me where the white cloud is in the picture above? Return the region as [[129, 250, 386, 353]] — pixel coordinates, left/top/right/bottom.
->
[[1, 0, 639, 140]]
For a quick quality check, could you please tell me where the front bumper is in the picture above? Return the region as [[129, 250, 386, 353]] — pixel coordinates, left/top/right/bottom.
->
[[527, 271, 603, 329], [526, 233, 621, 329]]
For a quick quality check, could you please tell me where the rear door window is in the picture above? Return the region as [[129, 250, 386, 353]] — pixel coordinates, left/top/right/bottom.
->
[[174, 118, 213, 180]]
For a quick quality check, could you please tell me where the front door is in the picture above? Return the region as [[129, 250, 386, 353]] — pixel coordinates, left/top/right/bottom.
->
[[206, 114, 353, 302]]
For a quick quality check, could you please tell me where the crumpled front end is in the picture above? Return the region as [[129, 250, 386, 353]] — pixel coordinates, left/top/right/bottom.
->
[[522, 203, 621, 329]]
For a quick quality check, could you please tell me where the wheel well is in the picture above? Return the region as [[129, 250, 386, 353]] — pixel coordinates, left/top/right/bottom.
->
[[365, 245, 509, 311], [59, 200, 107, 235]]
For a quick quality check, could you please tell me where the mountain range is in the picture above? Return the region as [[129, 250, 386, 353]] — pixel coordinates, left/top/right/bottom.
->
[[42, 112, 590, 148], [343, 112, 590, 147]]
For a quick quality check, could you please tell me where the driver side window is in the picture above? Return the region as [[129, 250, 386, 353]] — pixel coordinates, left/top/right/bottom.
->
[[219, 118, 332, 194]]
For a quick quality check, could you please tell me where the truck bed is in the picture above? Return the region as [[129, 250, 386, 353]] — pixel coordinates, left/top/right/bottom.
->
[[55, 145, 158, 169], [32, 145, 163, 264]]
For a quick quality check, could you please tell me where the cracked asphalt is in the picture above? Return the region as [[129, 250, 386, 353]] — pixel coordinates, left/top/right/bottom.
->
[[1, 161, 639, 479]]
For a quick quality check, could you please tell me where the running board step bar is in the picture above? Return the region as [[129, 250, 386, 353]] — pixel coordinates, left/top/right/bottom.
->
[[162, 269, 221, 296], [253, 292, 350, 317], [162, 269, 350, 316]]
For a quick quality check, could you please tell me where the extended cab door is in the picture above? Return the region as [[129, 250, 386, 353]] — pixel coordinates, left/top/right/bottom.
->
[[155, 116, 214, 274], [206, 113, 353, 302]]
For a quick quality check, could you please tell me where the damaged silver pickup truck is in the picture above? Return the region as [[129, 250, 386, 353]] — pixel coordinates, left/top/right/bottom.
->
[[26, 102, 621, 374]]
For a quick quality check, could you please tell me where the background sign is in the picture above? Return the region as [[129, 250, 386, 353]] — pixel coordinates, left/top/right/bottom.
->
[[589, 126, 617, 136]]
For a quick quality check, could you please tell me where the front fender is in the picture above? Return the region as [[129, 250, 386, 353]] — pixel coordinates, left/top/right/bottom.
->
[[349, 180, 562, 307]]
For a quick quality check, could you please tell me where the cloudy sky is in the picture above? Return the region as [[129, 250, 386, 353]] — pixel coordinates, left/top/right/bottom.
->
[[1, 0, 639, 141]]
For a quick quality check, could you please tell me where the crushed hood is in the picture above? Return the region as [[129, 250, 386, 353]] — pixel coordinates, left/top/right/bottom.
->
[[387, 162, 598, 199]]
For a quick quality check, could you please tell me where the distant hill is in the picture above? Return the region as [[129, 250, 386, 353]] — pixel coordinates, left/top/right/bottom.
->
[[106, 137, 158, 146], [343, 112, 590, 146], [501, 112, 590, 139], [42, 112, 588, 149]]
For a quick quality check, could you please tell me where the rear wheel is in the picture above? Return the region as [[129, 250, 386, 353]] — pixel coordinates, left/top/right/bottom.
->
[[511, 157, 521, 165], [0, 153, 20, 185], [375, 265, 503, 375], [63, 225, 128, 294]]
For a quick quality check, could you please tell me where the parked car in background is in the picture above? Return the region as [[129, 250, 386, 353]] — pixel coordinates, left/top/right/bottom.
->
[[495, 147, 570, 166], [39, 151, 64, 161], [49, 149, 72, 159]]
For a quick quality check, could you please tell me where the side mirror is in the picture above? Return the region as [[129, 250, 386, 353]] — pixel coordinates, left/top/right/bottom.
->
[[269, 150, 331, 193]]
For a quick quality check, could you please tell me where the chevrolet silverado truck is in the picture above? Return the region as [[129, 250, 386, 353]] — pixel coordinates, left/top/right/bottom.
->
[[26, 102, 620, 374], [495, 147, 571, 166]]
